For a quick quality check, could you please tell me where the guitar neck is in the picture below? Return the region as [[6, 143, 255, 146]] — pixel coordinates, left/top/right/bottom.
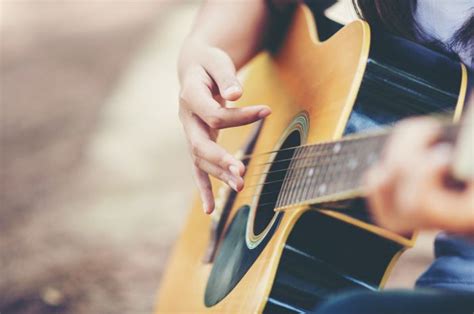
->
[[274, 131, 389, 209], [274, 123, 461, 210]]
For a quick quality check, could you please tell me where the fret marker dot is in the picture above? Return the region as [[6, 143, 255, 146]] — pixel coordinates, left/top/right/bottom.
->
[[333, 143, 341, 153], [318, 184, 327, 194], [307, 168, 314, 177], [348, 159, 358, 170]]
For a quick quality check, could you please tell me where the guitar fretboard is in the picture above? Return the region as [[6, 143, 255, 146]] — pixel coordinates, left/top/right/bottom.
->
[[275, 133, 389, 209]]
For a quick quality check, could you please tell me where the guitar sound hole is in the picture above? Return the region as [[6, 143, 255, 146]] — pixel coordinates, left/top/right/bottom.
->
[[253, 130, 301, 235]]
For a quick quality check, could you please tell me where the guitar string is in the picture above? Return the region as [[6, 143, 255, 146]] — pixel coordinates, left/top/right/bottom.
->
[[245, 148, 342, 169], [225, 119, 461, 184], [228, 120, 462, 205], [243, 152, 364, 190], [235, 161, 365, 203], [232, 104, 391, 160], [243, 137, 370, 168], [249, 117, 457, 206], [236, 177, 352, 206], [237, 106, 453, 161], [223, 123, 387, 181], [244, 152, 360, 184], [236, 161, 368, 209], [239, 120, 462, 206], [210, 109, 459, 208], [225, 139, 385, 202], [233, 135, 385, 184], [238, 128, 386, 161], [240, 168, 361, 209], [211, 132, 374, 210], [224, 153, 368, 204], [242, 141, 381, 178]]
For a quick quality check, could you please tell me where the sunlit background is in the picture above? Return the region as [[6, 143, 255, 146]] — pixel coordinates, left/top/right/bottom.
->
[[1, 1, 437, 313]]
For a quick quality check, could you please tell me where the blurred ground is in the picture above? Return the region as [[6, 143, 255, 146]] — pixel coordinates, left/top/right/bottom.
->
[[1, 1, 435, 313], [1, 1, 195, 313]]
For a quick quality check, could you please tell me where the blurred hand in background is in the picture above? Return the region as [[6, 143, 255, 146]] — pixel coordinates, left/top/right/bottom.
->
[[365, 118, 474, 235]]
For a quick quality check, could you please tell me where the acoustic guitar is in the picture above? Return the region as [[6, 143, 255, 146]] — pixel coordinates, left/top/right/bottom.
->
[[157, 4, 471, 313]]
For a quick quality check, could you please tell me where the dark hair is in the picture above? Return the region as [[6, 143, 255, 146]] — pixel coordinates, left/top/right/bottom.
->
[[353, 0, 473, 59]]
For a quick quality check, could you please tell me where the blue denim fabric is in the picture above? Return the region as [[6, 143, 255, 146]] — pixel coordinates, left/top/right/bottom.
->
[[416, 233, 474, 292]]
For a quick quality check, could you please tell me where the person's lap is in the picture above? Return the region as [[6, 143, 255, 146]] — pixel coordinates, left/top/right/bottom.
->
[[312, 289, 474, 314]]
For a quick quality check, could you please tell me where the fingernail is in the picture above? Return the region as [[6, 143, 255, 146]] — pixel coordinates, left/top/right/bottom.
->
[[228, 180, 238, 191], [224, 85, 241, 97], [229, 165, 240, 177], [203, 201, 213, 214], [258, 107, 271, 118]]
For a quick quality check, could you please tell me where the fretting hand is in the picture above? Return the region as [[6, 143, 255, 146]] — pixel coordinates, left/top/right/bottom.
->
[[365, 118, 474, 234]]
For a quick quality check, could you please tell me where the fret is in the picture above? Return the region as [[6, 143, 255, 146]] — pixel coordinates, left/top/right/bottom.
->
[[299, 145, 319, 204], [306, 142, 345, 199], [300, 145, 323, 201], [332, 142, 345, 194], [315, 144, 332, 199], [319, 149, 333, 196], [274, 156, 287, 208], [340, 142, 355, 189], [283, 148, 301, 206], [273, 146, 296, 208], [331, 136, 378, 192], [274, 158, 285, 208], [278, 147, 303, 207], [274, 133, 390, 209], [284, 148, 301, 206], [321, 144, 334, 192], [356, 137, 375, 183], [337, 139, 360, 192], [326, 145, 342, 195], [292, 145, 313, 205], [333, 137, 369, 192], [333, 142, 357, 192], [344, 140, 367, 191], [288, 147, 307, 204], [317, 143, 341, 197], [282, 148, 296, 205], [343, 146, 361, 191], [313, 144, 331, 199], [295, 146, 312, 203], [302, 144, 320, 203], [301, 144, 321, 204], [331, 141, 350, 194]]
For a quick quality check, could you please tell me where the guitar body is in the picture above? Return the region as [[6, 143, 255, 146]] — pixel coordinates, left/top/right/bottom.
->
[[157, 5, 468, 313]]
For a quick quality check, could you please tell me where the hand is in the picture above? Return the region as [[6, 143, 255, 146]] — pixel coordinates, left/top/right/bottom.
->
[[365, 118, 474, 234], [178, 38, 271, 214]]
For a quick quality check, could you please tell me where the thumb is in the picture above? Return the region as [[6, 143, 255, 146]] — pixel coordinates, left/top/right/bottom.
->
[[428, 143, 453, 180], [203, 49, 242, 101]]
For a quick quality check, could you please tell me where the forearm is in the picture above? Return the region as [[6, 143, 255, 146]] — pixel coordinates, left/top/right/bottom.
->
[[186, 0, 270, 70]]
